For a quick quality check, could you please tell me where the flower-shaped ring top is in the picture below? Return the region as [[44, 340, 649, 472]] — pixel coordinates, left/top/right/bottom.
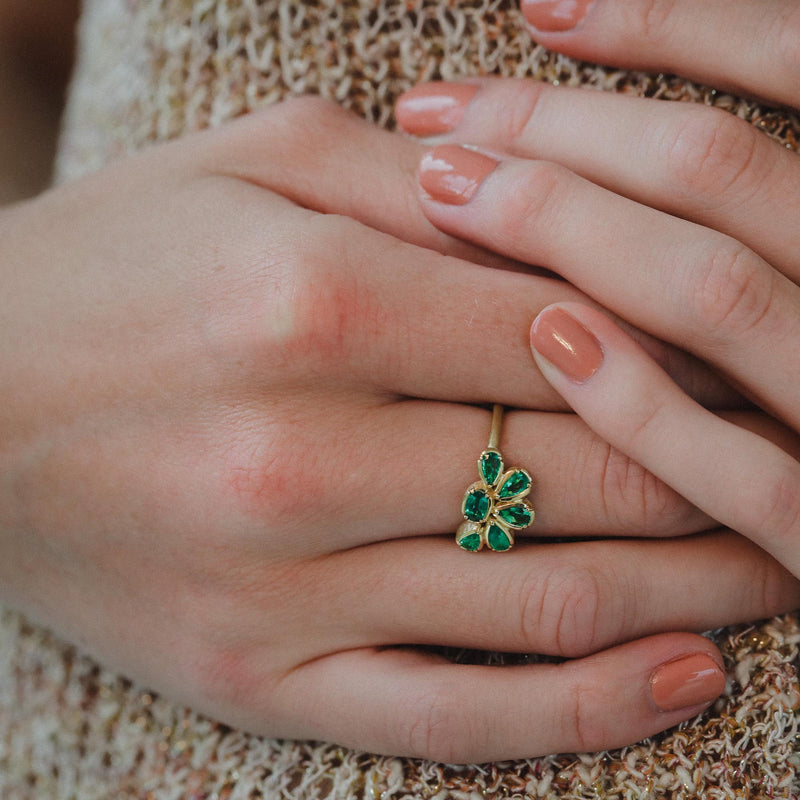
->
[[456, 443, 534, 552]]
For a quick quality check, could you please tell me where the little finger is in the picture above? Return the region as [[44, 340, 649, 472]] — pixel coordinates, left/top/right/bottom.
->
[[269, 635, 726, 762]]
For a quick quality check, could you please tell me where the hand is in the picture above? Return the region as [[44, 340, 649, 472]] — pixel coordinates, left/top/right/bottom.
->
[[0, 94, 795, 764], [392, 5, 800, 744], [392, 0, 800, 606], [395, 6, 800, 464]]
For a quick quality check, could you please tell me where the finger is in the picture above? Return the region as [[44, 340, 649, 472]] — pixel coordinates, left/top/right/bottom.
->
[[416, 145, 800, 429], [529, 302, 800, 577], [397, 79, 800, 280], [197, 95, 516, 270], [260, 201, 740, 410], [271, 636, 725, 762], [229, 398, 710, 552], [518, 0, 800, 109], [370, 401, 799, 542], [323, 533, 800, 657], [227, 395, 800, 552]]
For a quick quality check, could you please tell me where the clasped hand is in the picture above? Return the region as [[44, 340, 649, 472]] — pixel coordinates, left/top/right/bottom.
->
[[1, 0, 798, 764]]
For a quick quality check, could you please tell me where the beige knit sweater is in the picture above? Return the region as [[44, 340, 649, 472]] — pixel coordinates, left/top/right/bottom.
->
[[2, 1, 800, 797]]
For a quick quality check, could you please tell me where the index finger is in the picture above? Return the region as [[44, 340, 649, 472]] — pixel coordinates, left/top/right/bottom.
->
[[529, 301, 800, 578], [416, 145, 800, 430]]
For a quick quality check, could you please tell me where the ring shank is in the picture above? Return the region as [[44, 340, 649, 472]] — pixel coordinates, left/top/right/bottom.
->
[[488, 404, 504, 450]]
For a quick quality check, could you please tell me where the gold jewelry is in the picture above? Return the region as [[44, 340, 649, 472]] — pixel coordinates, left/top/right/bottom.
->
[[456, 405, 534, 552]]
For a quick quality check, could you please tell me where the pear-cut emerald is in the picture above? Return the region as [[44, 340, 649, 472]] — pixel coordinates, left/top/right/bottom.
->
[[496, 503, 533, 529], [458, 532, 483, 552], [479, 449, 503, 486], [463, 487, 490, 522], [487, 524, 512, 552], [498, 469, 532, 500]]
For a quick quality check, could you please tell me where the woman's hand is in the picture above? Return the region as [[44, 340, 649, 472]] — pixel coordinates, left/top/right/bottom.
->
[[0, 94, 795, 762], [393, 3, 800, 743]]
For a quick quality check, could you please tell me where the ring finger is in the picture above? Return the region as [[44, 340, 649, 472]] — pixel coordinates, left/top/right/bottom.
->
[[224, 397, 800, 551]]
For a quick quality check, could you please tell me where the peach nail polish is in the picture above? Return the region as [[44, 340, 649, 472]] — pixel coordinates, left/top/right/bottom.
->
[[521, 0, 595, 32], [419, 145, 499, 206], [530, 307, 603, 382], [650, 654, 726, 712], [396, 83, 479, 136]]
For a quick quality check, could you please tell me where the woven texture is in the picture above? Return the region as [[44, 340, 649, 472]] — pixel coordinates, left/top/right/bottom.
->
[[3, 0, 800, 797]]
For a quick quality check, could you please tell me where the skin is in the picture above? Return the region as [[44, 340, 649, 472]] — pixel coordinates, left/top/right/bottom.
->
[[398, 0, 800, 755], [1, 0, 798, 763]]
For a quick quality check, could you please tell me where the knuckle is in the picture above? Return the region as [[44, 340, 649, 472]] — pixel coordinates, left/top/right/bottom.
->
[[564, 679, 595, 753], [224, 212, 374, 377], [597, 442, 695, 535], [190, 641, 266, 712], [534, 564, 607, 657], [758, 460, 800, 544], [664, 110, 759, 201], [498, 161, 568, 248], [290, 215, 380, 368], [620, 402, 670, 461], [690, 240, 775, 339], [750, 549, 791, 619], [404, 691, 466, 762], [223, 414, 342, 525]]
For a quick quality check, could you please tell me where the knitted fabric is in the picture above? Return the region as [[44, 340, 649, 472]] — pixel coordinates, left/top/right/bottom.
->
[[3, 0, 800, 797]]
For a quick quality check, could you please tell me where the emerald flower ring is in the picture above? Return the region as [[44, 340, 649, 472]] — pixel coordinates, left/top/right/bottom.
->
[[456, 405, 535, 552]]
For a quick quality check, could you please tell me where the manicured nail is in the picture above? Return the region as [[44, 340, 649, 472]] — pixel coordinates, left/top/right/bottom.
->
[[650, 653, 726, 712], [396, 83, 479, 136], [530, 307, 603, 382], [521, 0, 595, 32], [419, 145, 499, 206]]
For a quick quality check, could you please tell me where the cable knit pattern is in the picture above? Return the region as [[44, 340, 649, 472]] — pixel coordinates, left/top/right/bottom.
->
[[2, 1, 799, 797]]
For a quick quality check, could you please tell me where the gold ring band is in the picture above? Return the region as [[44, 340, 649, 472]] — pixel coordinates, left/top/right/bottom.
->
[[456, 405, 534, 552]]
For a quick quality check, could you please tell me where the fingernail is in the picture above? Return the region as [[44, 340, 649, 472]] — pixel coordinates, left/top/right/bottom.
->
[[530, 307, 603, 382], [521, 0, 595, 32], [650, 653, 726, 712], [396, 83, 479, 136], [419, 145, 499, 206]]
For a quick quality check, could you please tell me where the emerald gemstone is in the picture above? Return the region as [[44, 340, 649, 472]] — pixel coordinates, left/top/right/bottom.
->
[[463, 487, 490, 522], [498, 469, 532, 500], [487, 524, 512, 552], [479, 449, 503, 486], [496, 503, 533, 529], [458, 532, 483, 552]]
